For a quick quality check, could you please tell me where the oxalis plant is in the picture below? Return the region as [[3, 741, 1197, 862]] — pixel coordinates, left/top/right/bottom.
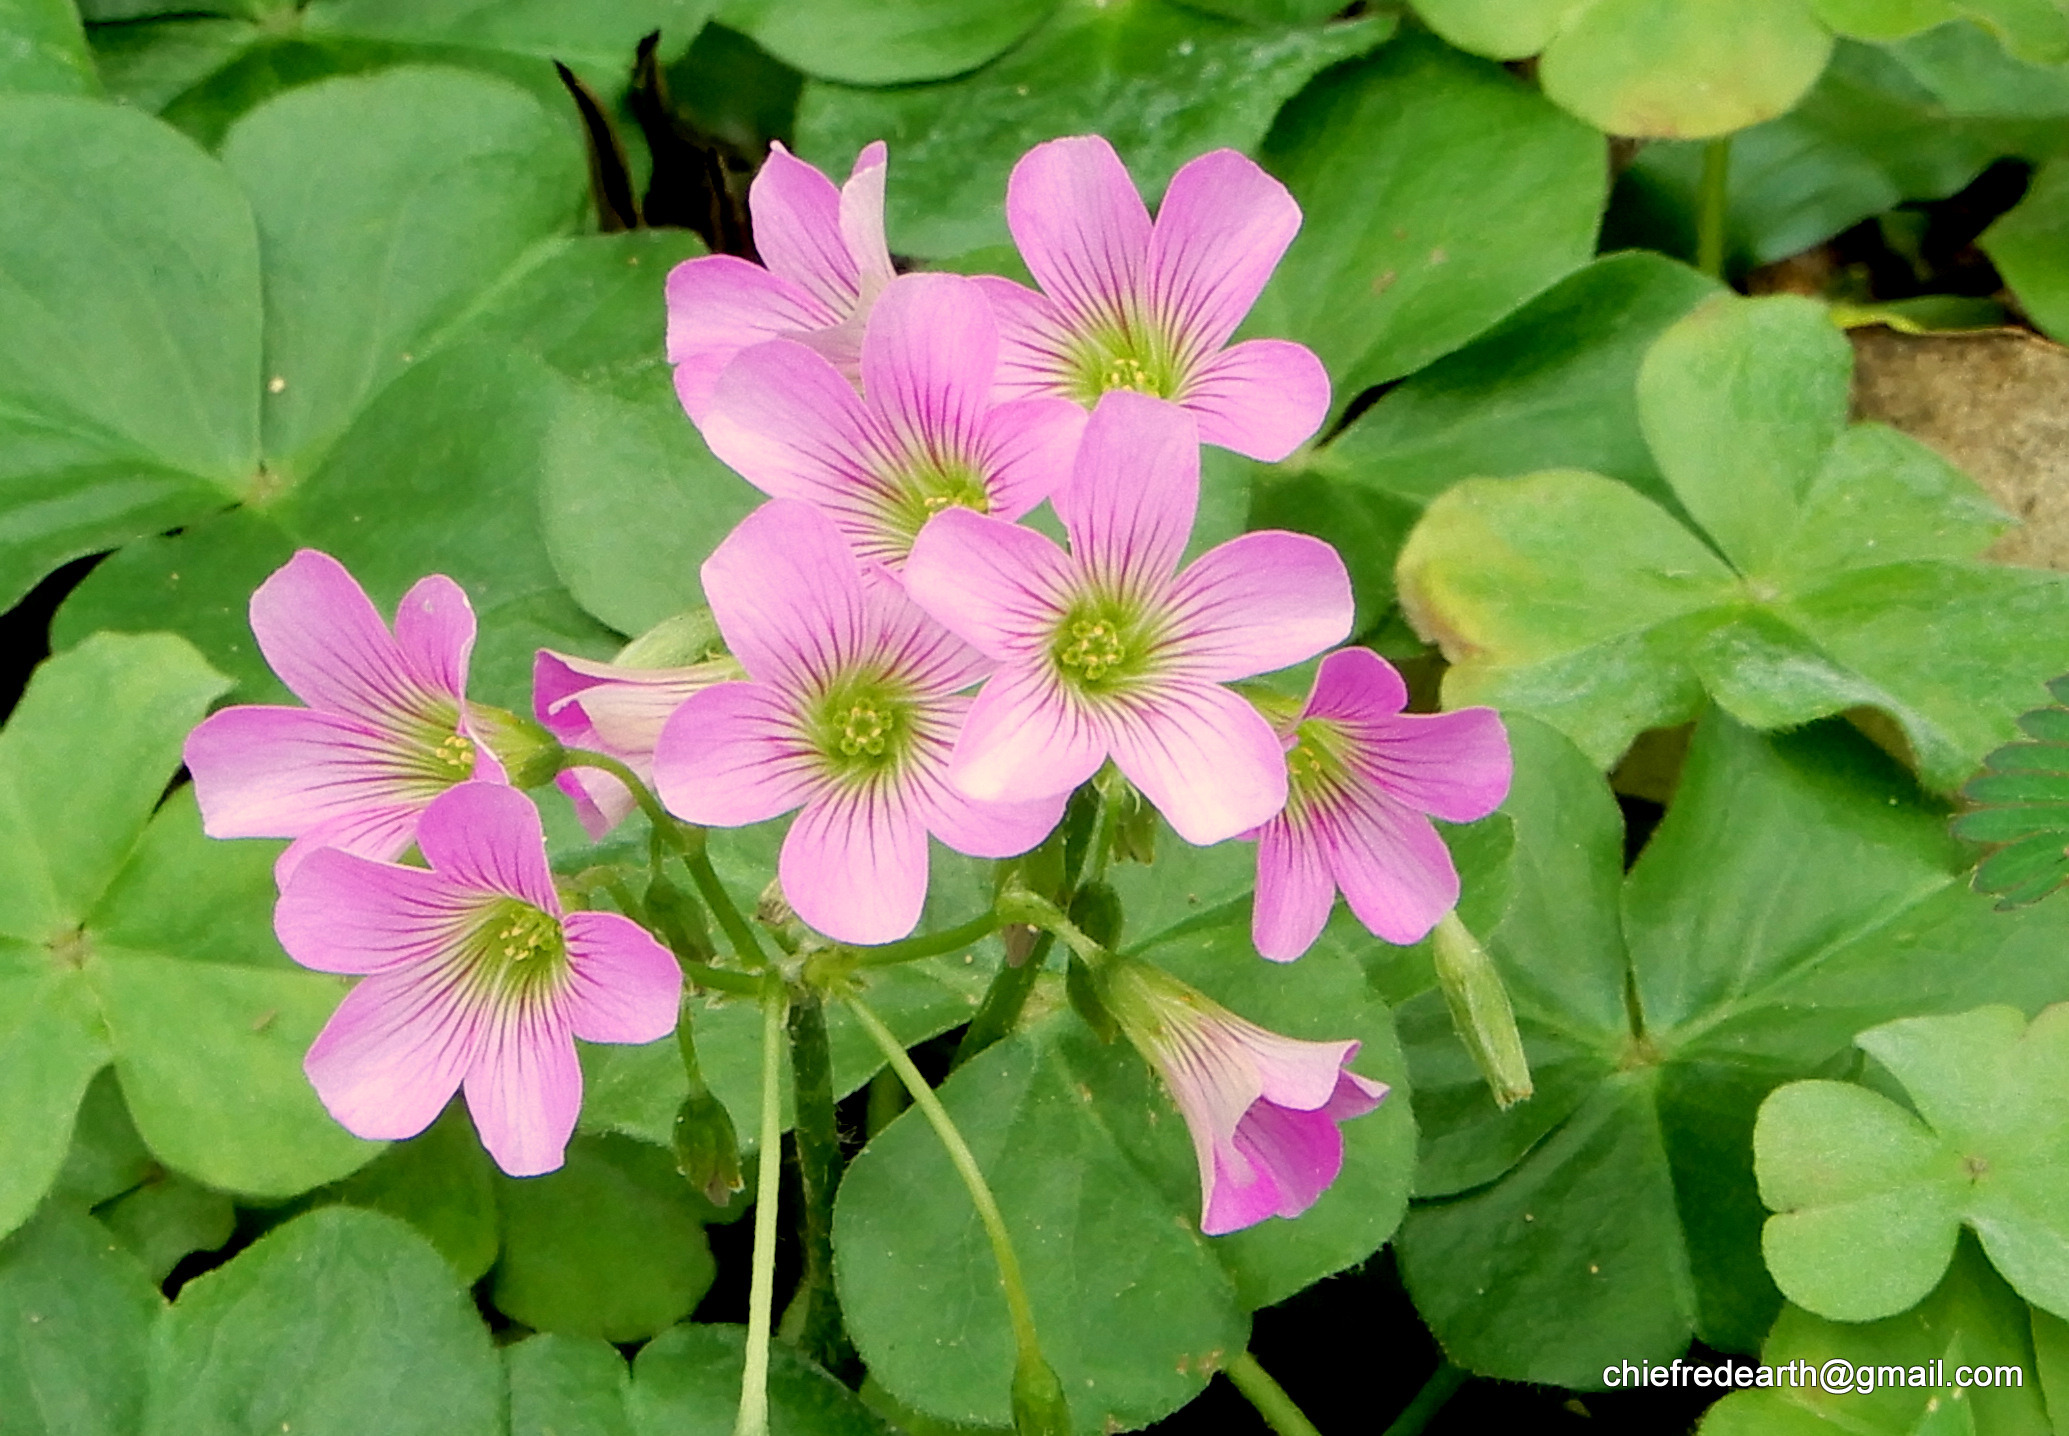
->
[[174, 138, 1515, 1436], [14, 3, 2069, 1435]]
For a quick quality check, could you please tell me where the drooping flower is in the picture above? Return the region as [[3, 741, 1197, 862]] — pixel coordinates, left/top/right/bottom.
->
[[534, 649, 743, 838], [275, 782, 681, 1176], [652, 500, 1067, 945], [901, 390, 1352, 847], [977, 135, 1329, 463], [184, 549, 503, 885], [699, 271, 1086, 570], [1252, 648, 1511, 960], [1098, 957, 1385, 1235], [666, 140, 894, 423]]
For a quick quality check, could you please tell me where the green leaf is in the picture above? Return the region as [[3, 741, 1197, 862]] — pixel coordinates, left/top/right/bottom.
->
[[1261, 252, 1717, 623], [0, 1206, 162, 1436], [98, 1173, 237, 1283], [1702, 1238, 2050, 1434], [0, 0, 97, 94], [628, 1323, 892, 1436], [0, 95, 260, 610], [720, 0, 1052, 85], [53, 1070, 156, 1209], [1401, 293, 2069, 789], [220, 67, 582, 481], [330, 1101, 499, 1283], [793, 2, 1390, 259], [1883, 19, 2069, 117], [1414, 0, 1835, 139], [509, 1335, 635, 1436], [86, 17, 263, 113], [1635, 293, 1854, 574], [301, 0, 715, 72], [1397, 711, 2069, 1384], [1984, 158, 2069, 344], [491, 1135, 716, 1342], [145, 1207, 502, 1436], [1758, 1005, 2069, 1322], [1251, 31, 1606, 404]]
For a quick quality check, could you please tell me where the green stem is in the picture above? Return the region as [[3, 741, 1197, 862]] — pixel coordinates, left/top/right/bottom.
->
[[781, 992, 857, 1376], [847, 996, 1046, 1360], [954, 930, 1052, 1068], [734, 983, 787, 1436], [683, 848, 773, 969], [854, 911, 1003, 967], [1381, 1363, 1468, 1436], [561, 748, 685, 849], [682, 960, 762, 997], [1696, 135, 1731, 281], [997, 890, 1105, 966], [1226, 1351, 1323, 1436], [1083, 772, 1123, 887]]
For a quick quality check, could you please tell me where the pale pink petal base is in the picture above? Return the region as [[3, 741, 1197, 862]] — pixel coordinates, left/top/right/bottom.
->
[[655, 683, 816, 827]]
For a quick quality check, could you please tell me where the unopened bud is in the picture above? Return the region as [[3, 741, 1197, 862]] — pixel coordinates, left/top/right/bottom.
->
[[465, 702, 564, 789], [1066, 955, 1117, 1044], [645, 870, 713, 963], [1011, 1350, 1072, 1436], [672, 1088, 744, 1206], [1067, 882, 1123, 953], [617, 608, 727, 668], [1431, 911, 1533, 1109]]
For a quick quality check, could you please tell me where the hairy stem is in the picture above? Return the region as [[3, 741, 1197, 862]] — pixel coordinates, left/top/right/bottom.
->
[[1381, 1363, 1468, 1436], [954, 930, 1053, 1069], [780, 991, 857, 1376], [683, 847, 773, 969], [734, 983, 787, 1436], [854, 910, 1003, 967], [1227, 1351, 1323, 1436]]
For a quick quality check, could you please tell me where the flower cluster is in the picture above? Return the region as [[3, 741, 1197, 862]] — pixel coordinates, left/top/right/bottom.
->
[[184, 134, 1512, 1232]]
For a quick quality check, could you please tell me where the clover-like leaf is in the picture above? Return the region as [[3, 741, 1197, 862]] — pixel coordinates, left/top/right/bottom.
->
[[1757, 1004, 2069, 1324], [0, 1206, 162, 1434], [1954, 675, 2069, 908], [1983, 157, 2069, 344], [719, 0, 1052, 85], [629, 1323, 893, 1436], [0, 0, 96, 94], [1701, 1238, 2053, 1434], [1394, 708, 2069, 1385], [794, 1, 1390, 259], [1398, 292, 2069, 792]]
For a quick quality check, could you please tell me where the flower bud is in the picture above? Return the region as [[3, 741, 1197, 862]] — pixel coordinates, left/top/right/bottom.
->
[[1011, 1350, 1072, 1436], [1430, 912, 1533, 1109], [616, 607, 727, 668], [464, 702, 565, 790], [672, 1088, 744, 1207]]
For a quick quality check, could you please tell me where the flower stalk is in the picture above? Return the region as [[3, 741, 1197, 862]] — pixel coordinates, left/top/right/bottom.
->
[[846, 995, 1069, 1436], [735, 979, 789, 1436], [1226, 1351, 1324, 1436], [1430, 911, 1533, 1109], [780, 990, 858, 1376]]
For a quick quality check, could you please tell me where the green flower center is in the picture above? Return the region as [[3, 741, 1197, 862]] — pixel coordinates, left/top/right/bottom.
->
[[886, 454, 992, 550], [1284, 718, 1354, 813], [430, 731, 476, 778], [468, 898, 568, 1002], [810, 673, 916, 778], [1051, 598, 1157, 695], [1068, 325, 1182, 405]]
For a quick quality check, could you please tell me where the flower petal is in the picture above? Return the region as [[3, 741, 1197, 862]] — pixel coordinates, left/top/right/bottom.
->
[[1147, 149, 1303, 359], [1208, 1099, 1345, 1233], [976, 397, 1086, 523], [1183, 339, 1330, 464], [861, 572, 994, 697], [1251, 816, 1335, 964], [554, 769, 633, 842], [749, 140, 860, 316], [701, 499, 870, 690], [249, 550, 445, 725], [1359, 707, 1513, 825], [904, 507, 1075, 661], [275, 846, 477, 975], [840, 140, 896, 296], [780, 784, 929, 944], [304, 969, 481, 1143], [654, 682, 816, 827], [391, 573, 476, 700], [972, 275, 1078, 403], [414, 782, 559, 913], [1053, 391, 1197, 594], [913, 761, 1068, 859], [185, 705, 431, 844], [1006, 135, 1151, 328], [665, 254, 834, 422], [1165, 530, 1352, 683], [1324, 793, 1461, 946], [562, 911, 682, 1045], [1108, 682, 1286, 846], [861, 272, 995, 464], [464, 1003, 580, 1177], [949, 664, 1106, 806], [1304, 645, 1406, 721], [274, 805, 430, 888]]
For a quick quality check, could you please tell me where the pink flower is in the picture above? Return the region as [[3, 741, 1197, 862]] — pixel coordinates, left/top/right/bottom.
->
[[275, 782, 681, 1176], [534, 649, 742, 839], [901, 391, 1352, 847], [184, 549, 503, 886], [976, 136, 1329, 463], [1100, 958, 1385, 1235], [666, 140, 894, 423], [652, 500, 1066, 945], [1251, 649, 1511, 959], [699, 272, 1086, 570]]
